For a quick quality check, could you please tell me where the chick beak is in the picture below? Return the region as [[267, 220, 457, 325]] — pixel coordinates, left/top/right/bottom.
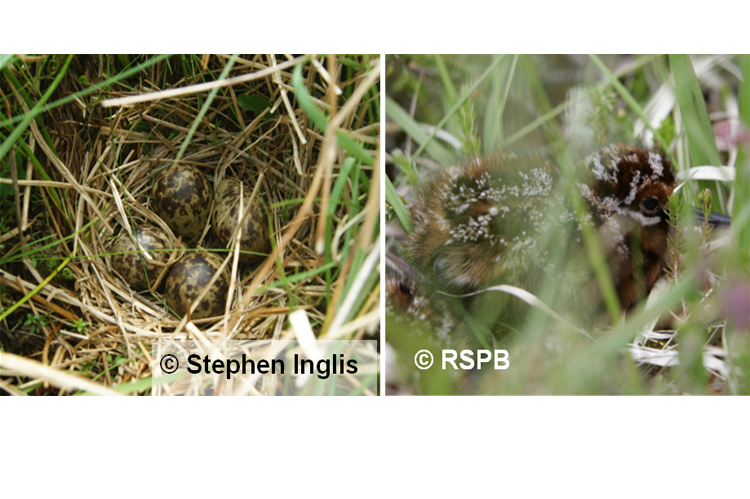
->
[[692, 206, 732, 227]]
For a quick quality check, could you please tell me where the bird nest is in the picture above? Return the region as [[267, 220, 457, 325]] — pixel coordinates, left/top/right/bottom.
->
[[0, 55, 380, 395]]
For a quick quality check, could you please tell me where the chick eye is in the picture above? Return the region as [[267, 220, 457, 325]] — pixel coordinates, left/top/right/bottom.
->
[[640, 198, 660, 214]]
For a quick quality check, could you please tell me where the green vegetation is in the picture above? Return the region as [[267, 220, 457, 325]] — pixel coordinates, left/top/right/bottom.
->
[[386, 54, 749, 395]]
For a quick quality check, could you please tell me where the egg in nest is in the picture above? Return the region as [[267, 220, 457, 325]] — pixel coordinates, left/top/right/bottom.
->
[[111, 226, 172, 291], [152, 163, 213, 246], [164, 251, 230, 319], [212, 178, 270, 263]]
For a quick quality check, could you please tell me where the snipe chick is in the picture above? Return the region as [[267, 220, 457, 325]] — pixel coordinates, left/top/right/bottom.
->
[[388, 144, 725, 343]]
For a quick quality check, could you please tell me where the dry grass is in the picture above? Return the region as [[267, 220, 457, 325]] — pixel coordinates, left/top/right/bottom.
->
[[0, 54, 380, 395]]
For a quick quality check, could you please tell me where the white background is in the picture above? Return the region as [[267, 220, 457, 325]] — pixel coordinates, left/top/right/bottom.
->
[[3, 2, 750, 496]]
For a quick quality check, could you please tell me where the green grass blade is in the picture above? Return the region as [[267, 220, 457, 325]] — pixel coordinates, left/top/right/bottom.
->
[[2, 62, 59, 154], [412, 55, 506, 161], [669, 54, 722, 166], [0, 254, 74, 323], [0, 54, 15, 71], [589, 54, 670, 152], [506, 54, 661, 148], [736, 55, 750, 265], [741, 55, 750, 128], [385, 96, 453, 164], [489, 54, 518, 151], [386, 174, 412, 232], [325, 157, 357, 254], [174, 55, 237, 162], [0, 55, 73, 164], [434, 54, 458, 109], [523, 57, 621, 320], [0, 126, 64, 212], [258, 260, 338, 293], [291, 63, 375, 166], [0, 54, 171, 130]]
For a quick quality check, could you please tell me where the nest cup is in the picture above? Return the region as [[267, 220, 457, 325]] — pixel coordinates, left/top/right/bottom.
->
[[95, 85, 318, 334], [105, 147, 288, 326]]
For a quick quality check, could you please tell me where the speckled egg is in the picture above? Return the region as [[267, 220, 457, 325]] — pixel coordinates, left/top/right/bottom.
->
[[212, 178, 270, 263], [152, 163, 213, 246], [164, 251, 230, 319], [111, 226, 172, 291]]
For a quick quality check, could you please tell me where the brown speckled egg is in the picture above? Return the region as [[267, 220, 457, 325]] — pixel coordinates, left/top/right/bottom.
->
[[152, 163, 213, 246], [111, 226, 172, 291], [212, 178, 270, 263], [164, 251, 230, 319]]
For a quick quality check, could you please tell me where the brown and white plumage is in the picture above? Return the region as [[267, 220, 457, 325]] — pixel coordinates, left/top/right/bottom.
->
[[389, 145, 679, 341]]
